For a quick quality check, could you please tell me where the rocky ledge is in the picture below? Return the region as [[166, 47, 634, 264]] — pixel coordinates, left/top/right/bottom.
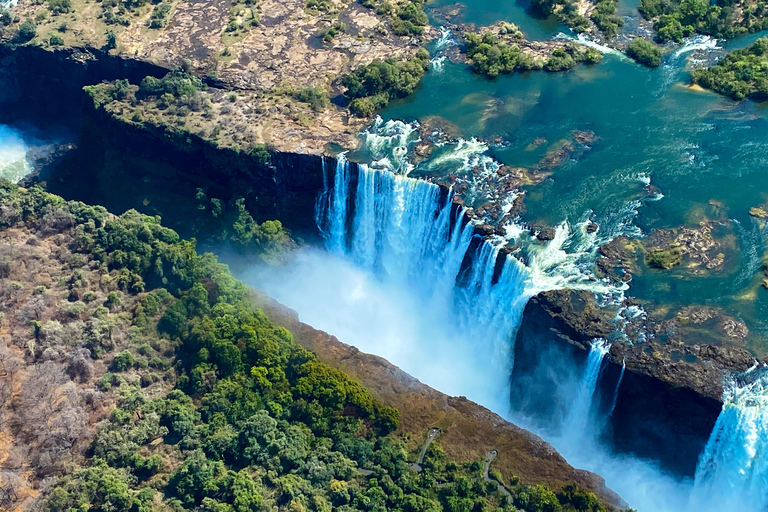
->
[[514, 287, 757, 475], [2, 0, 437, 154]]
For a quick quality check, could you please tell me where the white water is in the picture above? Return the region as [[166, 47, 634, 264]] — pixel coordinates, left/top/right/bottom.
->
[[609, 359, 626, 417], [245, 117, 768, 511], [0, 125, 31, 183], [563, 339, 611, 445], [690, 367, 768, 512], [311, 157, 533, 410], [671, 35, 720, 59], [554, 32, 631, 61]]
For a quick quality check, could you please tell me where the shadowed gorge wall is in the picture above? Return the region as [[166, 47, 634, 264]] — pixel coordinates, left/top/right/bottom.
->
[[0, 44, 167, 128], [513, 292, 723, 476]]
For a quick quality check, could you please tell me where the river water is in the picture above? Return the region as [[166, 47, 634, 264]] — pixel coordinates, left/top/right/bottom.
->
[[384, 26, 768, 354], [3, 4, 768, 509]]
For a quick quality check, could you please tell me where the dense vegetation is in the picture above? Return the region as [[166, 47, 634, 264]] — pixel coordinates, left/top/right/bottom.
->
[[638, 0, 768, 41], [463, 33, 602, 77], [464, 31, 540, 77], [544, 43, 604, 71], [529, 0, 624, 38], [625, 38, 663, 67], [341, 49, 430, 116], [0, 182, 616, 512], [691, 37, 768, 100]]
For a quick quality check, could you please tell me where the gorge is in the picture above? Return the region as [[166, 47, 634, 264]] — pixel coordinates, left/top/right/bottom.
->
[[2, 0, 768, 509]]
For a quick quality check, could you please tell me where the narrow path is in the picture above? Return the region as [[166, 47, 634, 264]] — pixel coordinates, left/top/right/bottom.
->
[[411, 427, 441, 472], [483, 450, 513, 503]]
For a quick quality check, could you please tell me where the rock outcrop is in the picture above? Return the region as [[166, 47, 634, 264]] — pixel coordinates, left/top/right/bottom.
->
[[514, 288, 756, 476]]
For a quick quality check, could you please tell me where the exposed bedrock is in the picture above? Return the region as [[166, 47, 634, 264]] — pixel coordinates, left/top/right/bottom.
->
[[513, 289, 756, 477]]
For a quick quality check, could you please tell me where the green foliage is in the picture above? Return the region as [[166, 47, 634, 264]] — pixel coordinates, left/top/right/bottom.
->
[[49, 33, 64, 46], [591, 0, 624, 37], [322, 20, 346, 41], [106, 29, 117, 49], [0, 8, 11, 26], [626, 38, 663, 67], [341, 49, 430, 116], [691, 37, 768, 100], [306, 0, 336, 13], [16, 19, 37, 43], [47, 0, 73, 14], [0, 183, 612, 512], [112, 350, 136, 371], [149, 1, 172, 28], [46, 462, 134, 512], [296, 86, 330, 111], [639, 0, 768, 40], [646, 245, 683, 269], [359, 0, 428, 35], [464, 32, 532, 78], [139, 67, 206, 100], [544, 43, 604, 72]]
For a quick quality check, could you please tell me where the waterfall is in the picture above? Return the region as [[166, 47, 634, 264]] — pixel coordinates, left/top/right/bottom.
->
[[0, 125, 31, 183], [689, 366, 768, 512], [316, 156, 534, 398], [608, 359, 625, 417], [563, 339, 611, 444]]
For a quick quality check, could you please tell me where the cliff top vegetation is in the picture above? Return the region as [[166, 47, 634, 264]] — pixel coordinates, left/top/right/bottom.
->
[[1, 0, 438, 151], [0, 181, 624, 512]]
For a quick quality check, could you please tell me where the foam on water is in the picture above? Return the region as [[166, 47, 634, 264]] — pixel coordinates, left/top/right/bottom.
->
[[554, 32, 630, 61]]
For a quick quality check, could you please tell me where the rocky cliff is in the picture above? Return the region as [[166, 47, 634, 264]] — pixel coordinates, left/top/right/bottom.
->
[[513, 288, 756, 476]]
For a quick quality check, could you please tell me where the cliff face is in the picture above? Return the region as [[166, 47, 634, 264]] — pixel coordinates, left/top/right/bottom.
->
[[0, 44, 167, 127], [42, 102, 328, 237], [513, 289, 754, 476]]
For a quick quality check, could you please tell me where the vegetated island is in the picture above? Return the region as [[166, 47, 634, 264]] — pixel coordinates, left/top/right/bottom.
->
[[0, 181, 627, 511], [691, 36, 768, 100]]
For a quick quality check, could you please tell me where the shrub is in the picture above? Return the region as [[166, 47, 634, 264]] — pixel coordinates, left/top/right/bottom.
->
[[646, 246, 683, 269], [111, 350, 135, 372], [105, 29, 117, 50], [341, 49, 429, 116], [691, 37, 768, 101], [16, 19, 37, 43], [464, 32, 522, 77], [626, 38, 662, 67], [296, 86, 330, 111], [47, 0, 72, 14], [149, 2, 171, 28]]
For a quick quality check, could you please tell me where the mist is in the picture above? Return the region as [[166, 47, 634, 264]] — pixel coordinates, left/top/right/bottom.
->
[[0, 124, 31, 182], [242, 246, 515, 415], [240, 244, 700, 512]]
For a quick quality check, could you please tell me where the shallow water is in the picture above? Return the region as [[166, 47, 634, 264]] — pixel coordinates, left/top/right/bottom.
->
[[383, 34, 768, 353]]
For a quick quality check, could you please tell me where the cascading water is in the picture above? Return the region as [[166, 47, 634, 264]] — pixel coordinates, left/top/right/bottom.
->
[[315, 154, 534, 382], [562, 339, 611, 445], [257, 118, 704, 512], [689, 366, 768, 512], [608, 359, 625, 417]]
